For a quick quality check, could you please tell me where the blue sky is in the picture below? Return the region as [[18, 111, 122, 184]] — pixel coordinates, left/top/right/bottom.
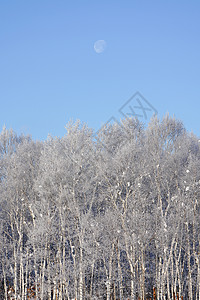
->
[[0, 0, 200, 140]]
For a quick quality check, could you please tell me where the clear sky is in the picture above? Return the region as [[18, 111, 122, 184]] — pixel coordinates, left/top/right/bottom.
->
[[0, 0, 200, 140]]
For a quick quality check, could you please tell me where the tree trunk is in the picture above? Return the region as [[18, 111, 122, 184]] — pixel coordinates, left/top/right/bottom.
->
[[186, 222, 193, 300], [106, 242, 115, 300], [117, 240, 123, 300], [79, 246, 83, 300], [3, 263, 8, 300]]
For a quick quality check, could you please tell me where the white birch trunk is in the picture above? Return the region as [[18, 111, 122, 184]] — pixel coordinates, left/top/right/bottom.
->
[[117, 240, 123, 300], [3, 263, 8, 300], [105, 242, 115, 300], [79, 246, 83, 300], [186, 222, 193, 300]]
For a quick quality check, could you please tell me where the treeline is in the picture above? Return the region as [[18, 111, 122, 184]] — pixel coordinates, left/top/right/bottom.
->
[[0, 115, 200, 300]]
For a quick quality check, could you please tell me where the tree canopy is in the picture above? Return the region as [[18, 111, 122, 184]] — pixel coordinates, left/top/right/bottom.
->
[[0, 115, 200, 300]]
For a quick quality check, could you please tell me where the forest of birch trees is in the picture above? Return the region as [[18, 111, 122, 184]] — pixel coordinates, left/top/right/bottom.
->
[[0, 115, 200, 300]]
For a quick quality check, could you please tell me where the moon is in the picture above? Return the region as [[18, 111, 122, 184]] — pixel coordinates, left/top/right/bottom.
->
[[94, 40, 107, 53]]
